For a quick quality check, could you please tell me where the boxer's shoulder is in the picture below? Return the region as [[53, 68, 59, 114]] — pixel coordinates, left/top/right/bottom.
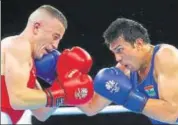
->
[[1, 35, 19, 46], [154, 44, 178, 73], [1, 36, 14, 50], [2, 36, 32, 63], [155, 44, 178, 64], [157, 44, 177, 55]]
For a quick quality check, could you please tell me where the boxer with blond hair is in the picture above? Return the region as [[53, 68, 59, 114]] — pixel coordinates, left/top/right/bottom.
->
[[1, 5, 94, 124]]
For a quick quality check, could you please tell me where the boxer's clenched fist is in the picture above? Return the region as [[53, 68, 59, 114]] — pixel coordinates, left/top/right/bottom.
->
[[44, 69, 94, 107], [57, 47, 93, 82]]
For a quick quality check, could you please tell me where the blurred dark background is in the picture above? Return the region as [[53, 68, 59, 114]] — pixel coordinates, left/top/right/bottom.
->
[[2, 0, 178, 125]]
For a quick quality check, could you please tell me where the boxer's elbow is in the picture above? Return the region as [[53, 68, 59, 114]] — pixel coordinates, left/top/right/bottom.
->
[[31, 108, 57, 122], [143, 99, 178, 124], [164, 113, 178, 124], [33, 112, 53, 122], [33, 114, 48, 122], [169, 110, 178, 124]]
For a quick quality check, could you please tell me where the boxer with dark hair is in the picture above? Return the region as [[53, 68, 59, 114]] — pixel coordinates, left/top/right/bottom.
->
[[79, 18, 178, 125]]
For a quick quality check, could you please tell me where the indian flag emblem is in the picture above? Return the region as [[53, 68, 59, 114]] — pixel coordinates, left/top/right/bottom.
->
[[144, 85, 156, 97]]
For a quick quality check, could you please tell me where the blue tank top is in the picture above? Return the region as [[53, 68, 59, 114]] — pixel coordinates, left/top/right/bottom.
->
[[130, 45, 169, 125]]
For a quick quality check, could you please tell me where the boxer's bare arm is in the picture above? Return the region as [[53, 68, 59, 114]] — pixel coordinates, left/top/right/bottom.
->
[[78, 93, 112, 116], [31, 81, 57, 121], [4, 41, 47, 110], [142, 45, 178, 124], [78, 63, 128, 116]]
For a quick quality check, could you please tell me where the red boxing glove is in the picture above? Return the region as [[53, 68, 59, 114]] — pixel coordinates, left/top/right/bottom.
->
[[44, 69, 94, 107], [44, 79, 64, 107], [62, 69, 94, 105], [57, 47, 93, 81]]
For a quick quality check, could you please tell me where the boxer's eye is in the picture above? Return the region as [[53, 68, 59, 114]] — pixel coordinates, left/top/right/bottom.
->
[[114, 47, 124, 53], [53, 35, 59, 40], [53, 34, 60, 41]]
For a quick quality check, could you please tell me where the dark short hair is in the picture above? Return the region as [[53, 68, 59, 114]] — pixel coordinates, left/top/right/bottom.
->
[[103, 18, 151, 46], [38, 5, 68, 29]]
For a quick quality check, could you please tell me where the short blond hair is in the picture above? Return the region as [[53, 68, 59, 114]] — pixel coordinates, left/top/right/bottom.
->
[[37, 5, 68, 29]]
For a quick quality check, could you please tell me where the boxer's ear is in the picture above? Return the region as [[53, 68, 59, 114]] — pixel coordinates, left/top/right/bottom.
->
[[134, 38, 144, 50], [33, 22, 41, 35]]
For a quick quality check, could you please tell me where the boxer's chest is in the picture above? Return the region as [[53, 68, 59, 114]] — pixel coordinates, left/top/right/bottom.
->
[[131, 69, 159, 99]]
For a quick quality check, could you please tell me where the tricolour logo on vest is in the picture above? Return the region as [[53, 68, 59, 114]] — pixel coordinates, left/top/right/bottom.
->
[[144, 85, 156, 97]]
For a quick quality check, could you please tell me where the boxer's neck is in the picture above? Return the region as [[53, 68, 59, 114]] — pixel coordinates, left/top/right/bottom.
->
[[138, 45, 154, 76], [19, 28, 35, 58]]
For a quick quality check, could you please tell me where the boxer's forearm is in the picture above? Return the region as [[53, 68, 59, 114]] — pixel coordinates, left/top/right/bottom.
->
[[11, 88, 47, 110], [78, 93, 112, 116], [143, 98, 178, 124], [30, 81, 57, 122], [78, 104, 97, 116], [78, 102, 100, 116], [31, 107, 57, 121]]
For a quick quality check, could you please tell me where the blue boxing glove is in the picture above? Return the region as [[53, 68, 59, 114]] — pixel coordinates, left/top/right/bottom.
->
[[94, 67, 148, 113], [35, 50, 60, 84]]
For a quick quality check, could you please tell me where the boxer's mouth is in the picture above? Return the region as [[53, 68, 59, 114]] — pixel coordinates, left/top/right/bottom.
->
[[43, 48, 49, 55], [45, 48, 54, 53], [124, 64, 128, 67], [125, 65, 129, 69]]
